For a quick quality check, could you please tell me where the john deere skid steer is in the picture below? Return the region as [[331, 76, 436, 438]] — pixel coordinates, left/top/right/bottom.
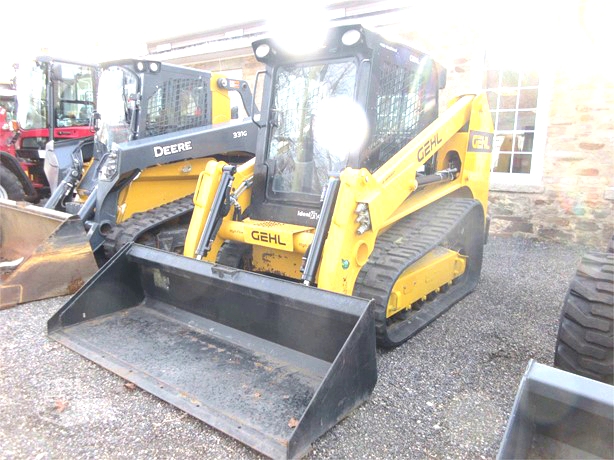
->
[[0, 60, 255, 308], [49, 25, 494, 458]]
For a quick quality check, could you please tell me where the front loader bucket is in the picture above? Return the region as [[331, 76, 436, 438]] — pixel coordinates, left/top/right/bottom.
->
[[498, 360, 614, 459], [0, 199, 98, 308], [48, 243, 377, 459]]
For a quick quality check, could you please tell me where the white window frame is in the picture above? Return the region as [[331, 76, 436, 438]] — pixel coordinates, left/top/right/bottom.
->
[[479, 54, 553, 189]]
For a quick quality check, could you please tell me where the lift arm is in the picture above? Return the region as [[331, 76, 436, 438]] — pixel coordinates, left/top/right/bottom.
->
[[316, 93, 494, 294]]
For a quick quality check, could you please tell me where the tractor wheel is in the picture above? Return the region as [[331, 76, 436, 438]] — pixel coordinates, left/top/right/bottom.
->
[[0, 164, 26, 201], [554, 251, 614, 384]]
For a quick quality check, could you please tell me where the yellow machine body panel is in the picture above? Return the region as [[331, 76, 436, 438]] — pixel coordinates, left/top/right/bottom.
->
[[115, 158, 215, 223], [251, 246, 305, 279], [209, 73, 232, 124], [387, 247, 466, 317]]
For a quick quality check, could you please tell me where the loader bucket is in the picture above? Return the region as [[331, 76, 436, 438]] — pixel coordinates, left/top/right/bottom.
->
[[498, 360, 614, 460], [0, 199, 98, 308], [48, 243, 377, 459]]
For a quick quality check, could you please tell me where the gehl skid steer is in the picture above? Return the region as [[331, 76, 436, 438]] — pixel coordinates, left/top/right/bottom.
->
[[49, 25, 493, 459], [0, 60, 255, 307]]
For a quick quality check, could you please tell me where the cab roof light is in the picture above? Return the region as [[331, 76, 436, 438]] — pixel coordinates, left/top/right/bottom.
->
[[134, 61, 161, 73], [255, 43, 271, 59], [341, 29, 362, 47]]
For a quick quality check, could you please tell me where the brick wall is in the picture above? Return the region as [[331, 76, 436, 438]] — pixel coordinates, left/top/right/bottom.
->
[[385, 4, 613, 249], [489, 68, 614, 248]]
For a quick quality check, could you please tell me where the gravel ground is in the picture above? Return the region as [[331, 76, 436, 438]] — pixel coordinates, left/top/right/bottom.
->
[[0, 235, 591, 459]]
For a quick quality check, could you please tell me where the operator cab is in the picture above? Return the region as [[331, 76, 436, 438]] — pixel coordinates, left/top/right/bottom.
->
[[94, 60, 216, 156], [249, 25, 445, 226]]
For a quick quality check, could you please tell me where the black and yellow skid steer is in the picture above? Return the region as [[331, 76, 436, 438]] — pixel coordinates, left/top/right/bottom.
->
[[49, 25, 494, 458], [1, 60, 255, 308]]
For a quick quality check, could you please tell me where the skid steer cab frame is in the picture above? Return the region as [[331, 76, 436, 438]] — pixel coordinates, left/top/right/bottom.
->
[[248, 25, 446, 226]]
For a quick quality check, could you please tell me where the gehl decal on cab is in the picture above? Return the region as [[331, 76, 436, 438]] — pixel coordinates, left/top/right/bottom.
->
[[468, 131, 494, 153], [153, 141, 193, 158], [417, 133, 443, 161]]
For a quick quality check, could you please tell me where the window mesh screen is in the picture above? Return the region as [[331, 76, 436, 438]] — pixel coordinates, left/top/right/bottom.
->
[[145, 78, 210, 137], [368, 60, 425, 166]]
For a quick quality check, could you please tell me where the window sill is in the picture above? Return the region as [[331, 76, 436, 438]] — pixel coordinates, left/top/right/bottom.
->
[[489, 181, 545, 194]]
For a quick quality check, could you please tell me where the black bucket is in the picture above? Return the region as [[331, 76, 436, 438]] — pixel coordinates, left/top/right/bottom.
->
[[48, 243, 377, 459], [498, 360, 614, 460]]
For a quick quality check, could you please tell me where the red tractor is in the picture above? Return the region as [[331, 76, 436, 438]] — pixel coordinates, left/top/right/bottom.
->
[[0, 84, 18, 198], [0, 57, 98, 201]]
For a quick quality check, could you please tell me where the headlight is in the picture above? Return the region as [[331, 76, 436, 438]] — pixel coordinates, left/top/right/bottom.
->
[[134, 61, 161, 73], [341, 29, 362, 46], [255, 44, 271, 59], [99, 143, 120, 181]]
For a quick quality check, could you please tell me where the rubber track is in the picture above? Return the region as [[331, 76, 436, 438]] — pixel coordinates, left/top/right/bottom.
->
[[353, 197, 480, 345], [103, 195, 194, 257]]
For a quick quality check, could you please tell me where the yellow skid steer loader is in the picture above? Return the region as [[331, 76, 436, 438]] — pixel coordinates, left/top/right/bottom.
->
[[49, 25, 493, 458], [1, 60, 255, 308]]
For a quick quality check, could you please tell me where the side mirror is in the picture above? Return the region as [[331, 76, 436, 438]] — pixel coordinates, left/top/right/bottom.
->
[[91, 112, 101, 132]]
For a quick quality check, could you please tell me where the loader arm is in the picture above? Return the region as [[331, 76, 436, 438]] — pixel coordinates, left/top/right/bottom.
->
[[316, 93, 493, 294]]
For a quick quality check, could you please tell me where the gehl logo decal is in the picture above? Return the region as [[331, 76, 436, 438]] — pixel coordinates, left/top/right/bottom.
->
[[417, 133, 443, 161], [251, 231, 287, 246], [468, 131, 494, 153]]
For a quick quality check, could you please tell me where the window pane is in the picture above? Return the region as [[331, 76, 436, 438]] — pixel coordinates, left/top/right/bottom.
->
[[515, 131, 534, 152], [512, 153, 532, 173], [502, 70, 519, 87], [517, 111, 536, 130], [497, 111, 516, 130], [493, 153, 512, 173], [521, 71, 539, 86], [269, 60, 357, 195], [487, 90, 498, 110], [485, 70, 500, 88], [497, 133, 514, 152], [519, 88, 538, 109], [499, 90, 518, 110]]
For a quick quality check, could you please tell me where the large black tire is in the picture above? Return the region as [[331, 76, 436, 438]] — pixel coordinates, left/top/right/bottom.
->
[[0, 164, 26, 201], [554, 252, 614, 384]]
